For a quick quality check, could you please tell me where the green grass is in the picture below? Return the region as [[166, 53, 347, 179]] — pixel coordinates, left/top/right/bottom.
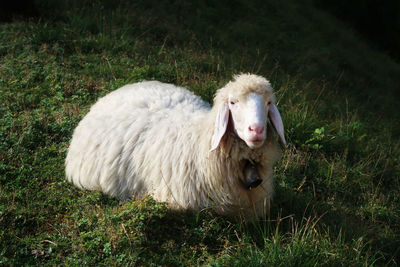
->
[[1, 0, 399, 265]]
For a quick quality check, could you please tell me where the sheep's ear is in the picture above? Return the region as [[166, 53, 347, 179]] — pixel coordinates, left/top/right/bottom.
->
[[210, 103, 229, 151], [269, 104, 287, 147]]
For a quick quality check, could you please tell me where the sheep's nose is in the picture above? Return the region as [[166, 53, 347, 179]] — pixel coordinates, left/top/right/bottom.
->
[[248, 124, 264, 134]]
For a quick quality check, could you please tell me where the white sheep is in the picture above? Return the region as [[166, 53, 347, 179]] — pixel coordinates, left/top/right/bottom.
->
[[65, 74, 286, 216]]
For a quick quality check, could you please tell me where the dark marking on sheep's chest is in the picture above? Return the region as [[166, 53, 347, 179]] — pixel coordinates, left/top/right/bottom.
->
[[241, 160, 262, 190]]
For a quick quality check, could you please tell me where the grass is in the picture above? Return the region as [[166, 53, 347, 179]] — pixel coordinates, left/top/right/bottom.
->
[[0, 0, 399, 265]]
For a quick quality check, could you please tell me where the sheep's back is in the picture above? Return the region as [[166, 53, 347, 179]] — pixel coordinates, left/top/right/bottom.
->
[[65, 81, 210, 199]]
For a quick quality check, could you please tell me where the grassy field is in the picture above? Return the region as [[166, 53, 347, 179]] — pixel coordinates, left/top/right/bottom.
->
[[1, 0, 399, 265]]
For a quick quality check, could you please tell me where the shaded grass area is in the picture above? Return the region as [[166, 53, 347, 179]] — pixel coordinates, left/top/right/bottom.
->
[[0, 0, 399, 265]]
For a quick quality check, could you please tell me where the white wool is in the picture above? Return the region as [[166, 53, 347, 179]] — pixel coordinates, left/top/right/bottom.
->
[[65, 74, 282, 216]]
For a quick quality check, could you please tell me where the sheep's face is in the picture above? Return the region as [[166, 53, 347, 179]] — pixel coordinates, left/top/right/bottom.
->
[[228, 92, 269, 149], [210, 74, 286, 152]]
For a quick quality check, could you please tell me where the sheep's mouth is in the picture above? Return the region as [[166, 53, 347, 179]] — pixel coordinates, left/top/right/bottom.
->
[[246, 139, 265, 148], [250, 139, 263, 145]]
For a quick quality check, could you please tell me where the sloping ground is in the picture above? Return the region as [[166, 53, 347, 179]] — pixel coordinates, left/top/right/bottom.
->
[[0, 0, 399, 265]]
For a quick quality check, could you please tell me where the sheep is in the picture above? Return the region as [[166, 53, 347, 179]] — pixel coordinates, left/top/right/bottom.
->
[[65, 74, 286, 217]]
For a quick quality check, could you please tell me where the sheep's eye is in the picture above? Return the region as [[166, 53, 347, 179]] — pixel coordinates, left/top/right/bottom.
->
[[267, 101, 272, 105], [229, 99, 238, 105], [230, 101, 235, 105]]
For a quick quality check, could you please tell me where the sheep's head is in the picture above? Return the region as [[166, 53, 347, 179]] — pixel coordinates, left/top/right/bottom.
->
[[211, 74, 286, 151]]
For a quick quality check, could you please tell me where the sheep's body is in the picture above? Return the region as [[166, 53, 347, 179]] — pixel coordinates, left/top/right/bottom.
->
[[66, 76, 281, 216]]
